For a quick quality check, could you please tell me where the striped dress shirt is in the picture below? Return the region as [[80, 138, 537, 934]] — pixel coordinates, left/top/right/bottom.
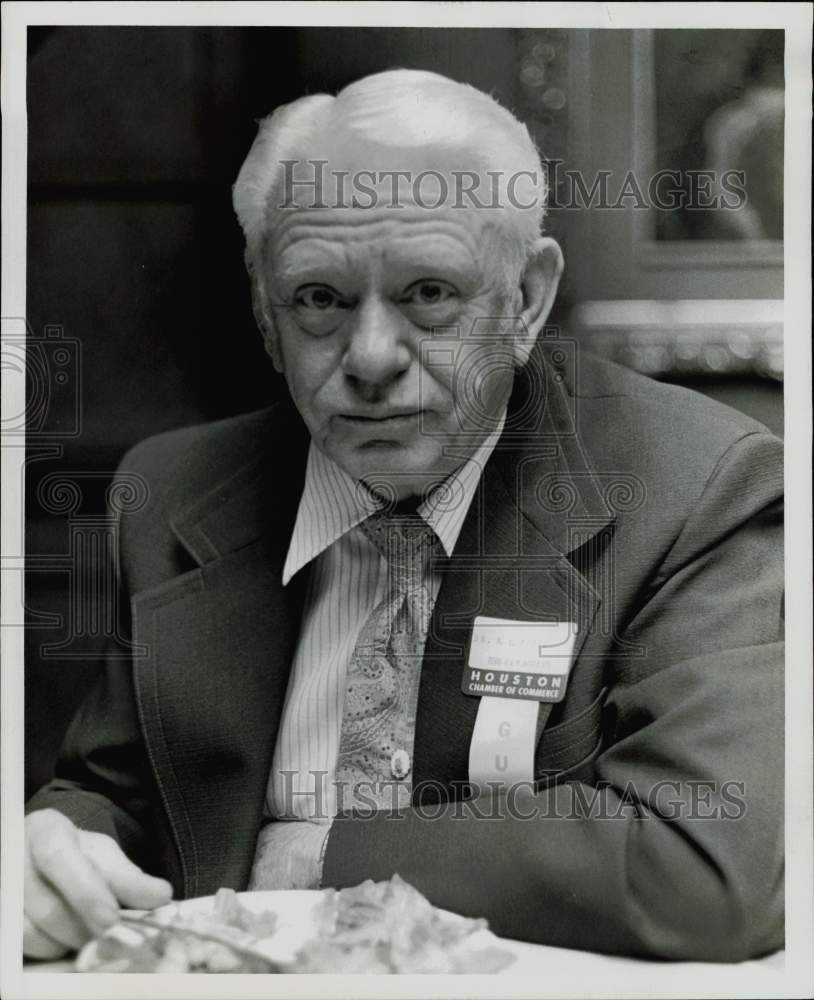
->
[[265, 413, 506, 825]]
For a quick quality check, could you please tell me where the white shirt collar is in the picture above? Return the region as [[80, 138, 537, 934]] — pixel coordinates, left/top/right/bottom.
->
[[282, 411, 507, 585]]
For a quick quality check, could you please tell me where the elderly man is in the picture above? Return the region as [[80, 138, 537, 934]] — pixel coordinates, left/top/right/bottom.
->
[[24, 70, 783, 961]]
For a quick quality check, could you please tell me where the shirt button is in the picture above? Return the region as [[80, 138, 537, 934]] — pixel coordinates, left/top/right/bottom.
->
[[390, 749, 411, 780]]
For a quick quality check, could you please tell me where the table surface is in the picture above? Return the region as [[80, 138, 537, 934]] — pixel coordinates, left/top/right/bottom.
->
[[25, 944, 787, 978]]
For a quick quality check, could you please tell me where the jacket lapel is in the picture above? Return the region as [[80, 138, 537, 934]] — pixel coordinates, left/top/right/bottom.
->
[[413, 349, 614, 799], [131, 406, 309, 897]]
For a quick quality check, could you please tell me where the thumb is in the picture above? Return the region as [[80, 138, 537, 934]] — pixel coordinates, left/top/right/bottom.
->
[[79, 831, 173, 910]]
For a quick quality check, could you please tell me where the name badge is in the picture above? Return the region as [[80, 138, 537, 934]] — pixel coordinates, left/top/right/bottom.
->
[[465, 617, 579, 790], [462, 615, 578, 703]]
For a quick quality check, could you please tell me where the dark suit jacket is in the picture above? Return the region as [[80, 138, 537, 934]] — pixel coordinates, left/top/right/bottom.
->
[[27, 346, 784, 961]]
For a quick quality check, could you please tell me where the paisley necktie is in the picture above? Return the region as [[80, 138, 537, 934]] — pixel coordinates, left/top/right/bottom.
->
[[334, 507, 440, 812]]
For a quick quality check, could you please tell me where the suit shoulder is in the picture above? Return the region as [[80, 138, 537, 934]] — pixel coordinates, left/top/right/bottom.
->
[[119, 403, 296, 511], [557, 351, 782, 521], [574, 350, 779, 452]]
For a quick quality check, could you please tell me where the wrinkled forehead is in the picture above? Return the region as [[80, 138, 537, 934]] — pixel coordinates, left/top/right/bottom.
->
[[267, 204, 497, 284]]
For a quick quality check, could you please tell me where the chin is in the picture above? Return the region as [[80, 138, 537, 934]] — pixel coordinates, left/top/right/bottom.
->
[[346, 442, 448, 497]]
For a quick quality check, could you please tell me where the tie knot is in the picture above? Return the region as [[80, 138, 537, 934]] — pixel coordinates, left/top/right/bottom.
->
[[361, 510, 438, 590]]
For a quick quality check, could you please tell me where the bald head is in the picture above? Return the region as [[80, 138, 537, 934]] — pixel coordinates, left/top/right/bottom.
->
[[233, 70, 547, 272]]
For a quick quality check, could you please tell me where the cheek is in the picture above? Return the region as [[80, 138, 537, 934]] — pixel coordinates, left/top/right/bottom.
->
[[277, 323, 342, 412], [423, 299, 516, 413]]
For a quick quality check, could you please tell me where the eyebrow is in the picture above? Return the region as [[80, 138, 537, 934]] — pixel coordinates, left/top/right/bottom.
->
[[271, 241, 351, 282]]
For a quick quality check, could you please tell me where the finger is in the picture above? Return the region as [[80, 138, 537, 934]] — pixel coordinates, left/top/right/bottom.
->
[[25, 871, 88, 951], [28, 820, 119, 935], [81, 831, 173, 910], [23, 914, 70, 960], [25, 830, 93, 950]]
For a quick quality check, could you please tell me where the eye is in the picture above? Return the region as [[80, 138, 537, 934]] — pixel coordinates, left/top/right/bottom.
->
[[402, 280, 458, 307], [294, 284, 351, 312], [290, 284, 354, 335]]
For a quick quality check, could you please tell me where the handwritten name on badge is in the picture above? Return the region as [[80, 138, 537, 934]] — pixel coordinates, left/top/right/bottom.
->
[[462, 616, 578, 703]]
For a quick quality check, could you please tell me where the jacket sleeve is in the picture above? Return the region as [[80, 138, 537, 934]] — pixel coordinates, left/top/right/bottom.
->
[[322, 431, 784, 961]]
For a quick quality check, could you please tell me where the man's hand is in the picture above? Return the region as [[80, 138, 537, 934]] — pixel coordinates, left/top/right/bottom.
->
[[24, 809, 172, 959]]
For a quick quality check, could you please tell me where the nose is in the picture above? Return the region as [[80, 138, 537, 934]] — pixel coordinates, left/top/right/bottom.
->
[[341, 297, 411, 398]]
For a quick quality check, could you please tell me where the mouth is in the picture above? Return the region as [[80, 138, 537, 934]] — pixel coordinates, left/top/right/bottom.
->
[[337, 410, 422, 427]]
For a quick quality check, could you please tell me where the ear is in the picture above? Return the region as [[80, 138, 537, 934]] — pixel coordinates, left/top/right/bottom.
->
[[511, 236, 564, 368], [249, 261, 285, 373]]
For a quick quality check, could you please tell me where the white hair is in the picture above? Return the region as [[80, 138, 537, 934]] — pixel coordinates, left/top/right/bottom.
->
[[233, 69, 547, 271], [232, 71, 548, 364]]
